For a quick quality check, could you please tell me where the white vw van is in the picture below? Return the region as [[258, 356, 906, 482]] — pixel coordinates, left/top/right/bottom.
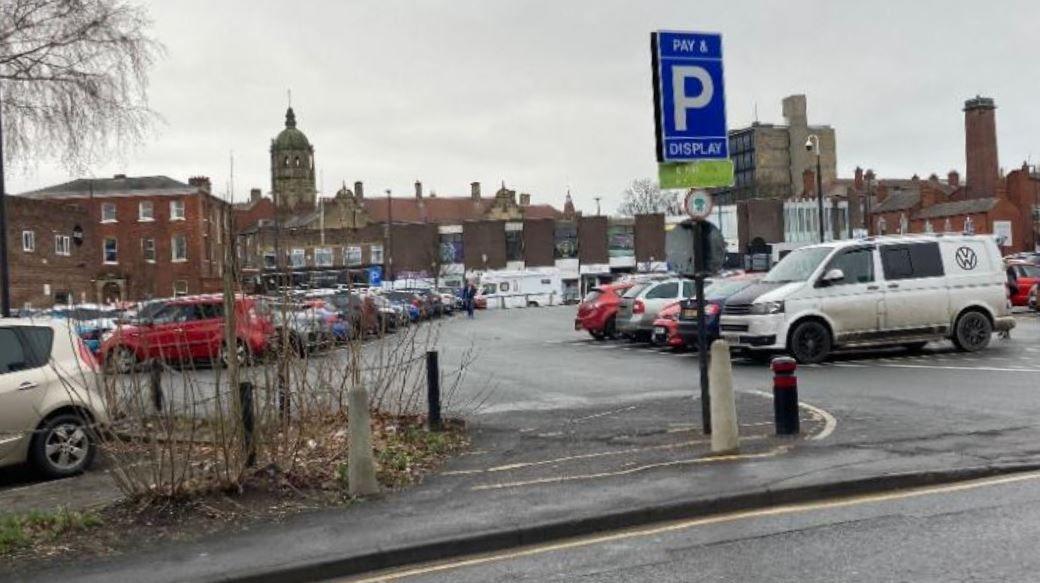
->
[[719, 234, 1015, 363]]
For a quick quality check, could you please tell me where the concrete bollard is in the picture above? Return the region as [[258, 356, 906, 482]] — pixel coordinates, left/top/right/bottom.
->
[[347, 386, 380, 497], [708, 339, 739, 453]]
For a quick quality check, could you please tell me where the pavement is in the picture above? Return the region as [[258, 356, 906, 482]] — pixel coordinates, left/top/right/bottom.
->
[[4, 306, 1040, 582]]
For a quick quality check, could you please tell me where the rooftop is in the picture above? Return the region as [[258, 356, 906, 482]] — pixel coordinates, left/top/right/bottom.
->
[[18, 175, 199, 199]]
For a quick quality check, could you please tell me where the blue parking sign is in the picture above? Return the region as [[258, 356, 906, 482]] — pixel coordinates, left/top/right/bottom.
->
[[652, 31, 729, 162]]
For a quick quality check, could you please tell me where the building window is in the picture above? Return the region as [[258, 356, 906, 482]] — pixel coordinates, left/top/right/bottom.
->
[[103, 237, 118, 264], [263, 252, 276, 269], [554, 222, 578, 259], [101, 203, 117, 222], [54, 235, 71, 256], [139, 201, 154, 221], [505, 229, 524, 262], [963, 216, 975, 234], [173, 280, 188, 297], [170, 199, 185, 220], [171, 234, 188, 262], [370, 244, 384, 264], [54, 291, 71, 305], [315, 247, 334, 267], [22, 230, 35, 252], [142, 238, 156, 262], [877, 216, 887, 235], [439, 233, 463, 263], [290, 248, 306, 268], [608, 225, 635, 257], [344, 245, 362, 266]]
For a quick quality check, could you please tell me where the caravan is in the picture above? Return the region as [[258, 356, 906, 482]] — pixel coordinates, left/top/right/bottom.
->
[[478, 270, 562, 309]]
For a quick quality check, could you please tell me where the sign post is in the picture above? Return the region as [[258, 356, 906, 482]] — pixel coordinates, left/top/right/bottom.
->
[[653, 30, 731, 435]]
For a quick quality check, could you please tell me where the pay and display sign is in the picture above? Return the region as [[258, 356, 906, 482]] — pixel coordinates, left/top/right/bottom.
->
[[651, 31, 728, 163]]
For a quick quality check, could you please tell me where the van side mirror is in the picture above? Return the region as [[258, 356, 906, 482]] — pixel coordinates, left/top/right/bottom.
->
[[818, 268, 845, 287]]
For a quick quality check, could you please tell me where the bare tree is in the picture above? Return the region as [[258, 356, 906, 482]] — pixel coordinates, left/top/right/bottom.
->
[[617, 178, 680, 216], [0, 0, 163, 171]]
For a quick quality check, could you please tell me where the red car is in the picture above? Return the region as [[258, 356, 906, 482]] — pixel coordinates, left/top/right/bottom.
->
[[575, 282, 634, 340], [650, 301, 683, 348], [101, 295, 272, 373], [1007, 262, 1040, 307]]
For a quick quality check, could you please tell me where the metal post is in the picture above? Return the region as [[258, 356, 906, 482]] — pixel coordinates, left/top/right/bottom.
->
[[816, 154, 825, 243], [426, 350, 442, 431], [693, 221, 711, 435], [0, 87, 10, 318], [239, 381, 256, 467], [770, 357, 800, 435], [149, 360, 164, 412]]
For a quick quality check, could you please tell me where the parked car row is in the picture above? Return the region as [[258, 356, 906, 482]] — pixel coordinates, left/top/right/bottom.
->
[[576, 234, 1018, 364]]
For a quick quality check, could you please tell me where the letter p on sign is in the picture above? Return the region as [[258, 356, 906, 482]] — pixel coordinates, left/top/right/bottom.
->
[[671, 66, 713, 131]]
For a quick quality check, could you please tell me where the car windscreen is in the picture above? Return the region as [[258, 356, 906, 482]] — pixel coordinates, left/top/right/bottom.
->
[[582, 290, 603, 303], [762, 247, 834, 283], [704, 280, 752, 300], [621, 283, 649, 298]]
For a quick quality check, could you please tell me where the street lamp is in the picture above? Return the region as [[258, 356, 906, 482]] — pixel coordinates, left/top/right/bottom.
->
[[805, 135, 825, 243]]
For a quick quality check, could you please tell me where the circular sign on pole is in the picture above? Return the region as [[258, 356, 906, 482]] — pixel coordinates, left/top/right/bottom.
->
[[684, 189, 714, 221]]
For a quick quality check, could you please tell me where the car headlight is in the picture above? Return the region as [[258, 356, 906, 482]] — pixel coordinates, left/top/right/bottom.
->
[[750, 301, 785, 315]]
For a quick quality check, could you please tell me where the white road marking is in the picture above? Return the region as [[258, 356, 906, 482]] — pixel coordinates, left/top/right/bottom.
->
[[749, 389, 837, 441]]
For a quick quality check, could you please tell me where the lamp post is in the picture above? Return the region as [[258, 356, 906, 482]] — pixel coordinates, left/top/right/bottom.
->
[[385, 188, 393, 283], [0, 86, 11, 317], [805, 135, 825, 243]]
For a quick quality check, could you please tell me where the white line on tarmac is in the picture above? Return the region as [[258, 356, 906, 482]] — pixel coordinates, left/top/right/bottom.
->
[[749, 390, 837, 441]]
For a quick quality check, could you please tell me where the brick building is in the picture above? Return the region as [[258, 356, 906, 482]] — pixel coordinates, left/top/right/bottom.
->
[[5, 197, 98, 310], [16, 175, 231, 302]]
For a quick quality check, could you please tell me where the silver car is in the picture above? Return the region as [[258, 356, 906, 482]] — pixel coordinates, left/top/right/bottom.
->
[[0, 319, 108, 478], [617, 278, 696, 341]]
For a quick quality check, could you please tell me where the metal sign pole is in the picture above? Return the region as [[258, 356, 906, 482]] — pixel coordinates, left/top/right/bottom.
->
[[693, 220, 711, 434]]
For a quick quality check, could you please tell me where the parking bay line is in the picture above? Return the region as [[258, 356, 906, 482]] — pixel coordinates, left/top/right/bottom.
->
[[831, 362, 1040, 373]]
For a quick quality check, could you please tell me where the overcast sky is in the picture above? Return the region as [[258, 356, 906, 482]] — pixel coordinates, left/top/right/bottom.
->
[[8, 0, 1040, 213]]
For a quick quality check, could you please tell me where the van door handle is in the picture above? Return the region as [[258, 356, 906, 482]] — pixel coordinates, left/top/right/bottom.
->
[[866, 285, 880, 291], [887, 283, 899, 289], [17, 381, 38, 391]]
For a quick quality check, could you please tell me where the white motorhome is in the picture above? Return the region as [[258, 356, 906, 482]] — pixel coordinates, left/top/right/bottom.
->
[[478, 269, 562, 309], [719, 234, 1015, 363]]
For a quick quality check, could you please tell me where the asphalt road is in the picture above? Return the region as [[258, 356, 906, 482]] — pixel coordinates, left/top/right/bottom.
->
[[362, 470, 1040, 582]]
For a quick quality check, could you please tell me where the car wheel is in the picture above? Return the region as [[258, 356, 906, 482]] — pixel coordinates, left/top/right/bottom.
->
[[106, 346, 136, 374], [789, 320, 832, 364], [30, 413, 96, 479], [953, 311, 992, 352], [589, 330, 606, 341]]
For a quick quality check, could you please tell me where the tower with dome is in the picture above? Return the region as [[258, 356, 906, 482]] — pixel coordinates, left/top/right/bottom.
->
[[270, 107, 316, 213]]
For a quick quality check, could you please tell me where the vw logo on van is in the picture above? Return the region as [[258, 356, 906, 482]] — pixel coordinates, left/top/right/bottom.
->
[[955, 246, 978, 270]]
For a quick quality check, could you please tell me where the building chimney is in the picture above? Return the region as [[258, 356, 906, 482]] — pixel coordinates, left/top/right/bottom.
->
[[963, 96, 999, 199], [947, 170, 960, 188], [854, 167, 864, 190], [250, 188, 261, 203], [354, 181, 364, 199], [470, 181, 481, 200], [519, 193, 531, 206], [113, 173, 127, 180], [414, 180, 423, 199], [188, 176, 211, 193], [802, 168, 815, 199]]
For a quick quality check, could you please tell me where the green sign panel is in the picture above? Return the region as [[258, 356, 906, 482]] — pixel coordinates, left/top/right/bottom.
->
[[658, 159, 734, 189]]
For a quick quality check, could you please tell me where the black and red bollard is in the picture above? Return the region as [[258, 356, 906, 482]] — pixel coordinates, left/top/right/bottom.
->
[[770, 356, 799, 435]]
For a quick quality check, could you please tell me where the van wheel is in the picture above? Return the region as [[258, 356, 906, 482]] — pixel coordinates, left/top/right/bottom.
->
[[527, 301, 539, 307], [30, 413, 96, 479], [953, 311, 992, 352], [789, 320, 832, 364]]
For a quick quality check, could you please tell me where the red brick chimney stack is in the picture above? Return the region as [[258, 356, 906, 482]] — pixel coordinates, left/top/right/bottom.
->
[[188, 176, 211, 193], [854, 166, 864, 190], [963, 96, 998, 199], [947, 170, 960, 188]]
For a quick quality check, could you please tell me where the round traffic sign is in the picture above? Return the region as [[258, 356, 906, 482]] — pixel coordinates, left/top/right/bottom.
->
[[684, 189, 714, 220]]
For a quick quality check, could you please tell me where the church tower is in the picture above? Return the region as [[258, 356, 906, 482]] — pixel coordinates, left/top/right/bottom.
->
[[270, 107, 316, 213]]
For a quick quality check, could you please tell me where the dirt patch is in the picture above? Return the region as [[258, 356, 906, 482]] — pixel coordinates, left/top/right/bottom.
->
[[0, 414, 467, 577]]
